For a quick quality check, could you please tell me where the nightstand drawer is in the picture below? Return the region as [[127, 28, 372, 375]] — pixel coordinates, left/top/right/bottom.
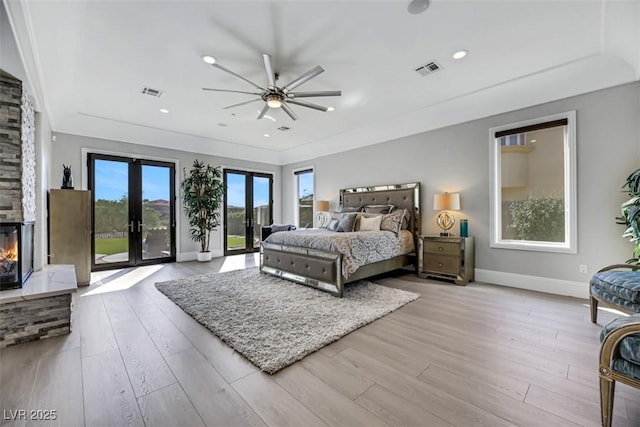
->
[[424, 255, 460, 275], [422, 240, 460, 256]]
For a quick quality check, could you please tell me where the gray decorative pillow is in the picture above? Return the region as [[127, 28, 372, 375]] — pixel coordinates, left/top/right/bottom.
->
[[326, 218, 339, 231], [364, 204, 394, 214], [337, 212, 358, 232], [380, 209, 406, 235]]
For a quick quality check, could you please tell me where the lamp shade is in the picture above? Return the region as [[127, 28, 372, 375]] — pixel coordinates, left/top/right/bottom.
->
[[433, 193, 460, 211], [315, 200, 330, 211]]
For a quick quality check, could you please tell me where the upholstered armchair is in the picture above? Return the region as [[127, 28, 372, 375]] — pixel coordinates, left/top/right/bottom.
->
[[590, 264, 640, 323], [599, 314, 640, 427]]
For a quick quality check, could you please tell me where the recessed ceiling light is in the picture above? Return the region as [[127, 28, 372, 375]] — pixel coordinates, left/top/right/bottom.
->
[[407, 0, 430, 15], [327, 107, 335, 112], [452, 50, 468, 60], [530, 139, 537, 143], [202, 55, 216, 64], [159, 108, 169, 114], [264, 134, 271, 138]]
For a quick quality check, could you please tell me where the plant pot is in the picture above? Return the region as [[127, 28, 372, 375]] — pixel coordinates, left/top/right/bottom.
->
[[197, 251, 212, 262]]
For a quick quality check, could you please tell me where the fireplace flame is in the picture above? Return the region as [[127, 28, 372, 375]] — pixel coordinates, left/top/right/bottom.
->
[[1, 240, 18, 262]]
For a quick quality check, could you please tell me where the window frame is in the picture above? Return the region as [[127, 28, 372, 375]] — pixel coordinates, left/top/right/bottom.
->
[[293, 166, 314, 229], [489, 111, 577, 253]]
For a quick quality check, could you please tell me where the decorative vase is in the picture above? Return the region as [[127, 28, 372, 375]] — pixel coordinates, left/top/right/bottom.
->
[[197, 251, 212, 262], [460, 219, 469, 237]]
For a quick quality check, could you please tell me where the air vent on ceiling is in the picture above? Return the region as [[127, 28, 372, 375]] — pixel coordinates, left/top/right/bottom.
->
[[277, 126, 291, 131], [141, 87, 164, 98], [414, 61, 442, 77]]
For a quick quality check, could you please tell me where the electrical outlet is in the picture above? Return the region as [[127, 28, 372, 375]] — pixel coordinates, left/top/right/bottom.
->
[[579, 264, 588, 274]]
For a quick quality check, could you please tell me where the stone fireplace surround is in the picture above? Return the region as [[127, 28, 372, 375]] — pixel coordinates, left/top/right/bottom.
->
[[0, 70, 76, 348]]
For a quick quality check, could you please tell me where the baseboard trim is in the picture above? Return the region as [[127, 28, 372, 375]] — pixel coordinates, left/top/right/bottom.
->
[[177, 250, 223, 262], [475, 268, 588, 299]]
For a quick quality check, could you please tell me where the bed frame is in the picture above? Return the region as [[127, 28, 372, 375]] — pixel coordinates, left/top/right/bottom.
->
[[260, 182, 421, 297]]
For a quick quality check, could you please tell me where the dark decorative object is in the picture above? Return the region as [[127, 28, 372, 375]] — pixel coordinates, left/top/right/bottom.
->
[[61, 164, 74, 189]]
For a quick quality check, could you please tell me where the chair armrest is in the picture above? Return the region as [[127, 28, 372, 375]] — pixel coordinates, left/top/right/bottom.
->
[[600, 316, 640, 368], [597, 264, 640, 273]]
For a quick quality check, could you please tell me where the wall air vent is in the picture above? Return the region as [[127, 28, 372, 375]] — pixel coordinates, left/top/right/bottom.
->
[[141, 87, 164, 98], [415, 61, 442, 77], [277, 126, 291, 131]]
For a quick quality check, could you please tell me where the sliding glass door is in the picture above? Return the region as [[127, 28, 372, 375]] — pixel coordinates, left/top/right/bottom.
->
[[88, 153, 176, 270], [224, 169, 273, 255]]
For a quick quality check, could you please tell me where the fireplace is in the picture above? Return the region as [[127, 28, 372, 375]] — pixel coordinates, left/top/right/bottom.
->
[[0, 222, 34, 291]]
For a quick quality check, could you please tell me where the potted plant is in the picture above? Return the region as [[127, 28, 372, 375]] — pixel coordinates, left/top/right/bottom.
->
[[618, 168, 640, 264], [181, 159, 224, 262]]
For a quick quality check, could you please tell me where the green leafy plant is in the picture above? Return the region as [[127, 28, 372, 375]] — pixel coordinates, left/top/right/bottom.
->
[[509, 197, 565, 242], [181, 160, 224, 253], [617, 168, 640, 264]]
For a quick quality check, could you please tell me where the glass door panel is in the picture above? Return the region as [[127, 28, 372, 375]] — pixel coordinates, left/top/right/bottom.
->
[[89, 153, 176, 271], [253, 176, 271, 250], [224, 170, 273, 255], [141, 164, 172, 261], [225, 172, 247, 253], [92, 158, 132, 267]]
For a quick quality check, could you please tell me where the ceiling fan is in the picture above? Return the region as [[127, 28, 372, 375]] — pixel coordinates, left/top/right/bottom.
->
[[202, 54, 341, 121]]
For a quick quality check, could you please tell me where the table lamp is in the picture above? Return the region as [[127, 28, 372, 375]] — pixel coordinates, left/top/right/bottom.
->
[[433, 192, 460, 236], [315, 200, 330, 228]]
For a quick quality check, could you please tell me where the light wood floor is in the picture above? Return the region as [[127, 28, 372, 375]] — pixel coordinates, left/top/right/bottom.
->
[[1, 254, 639, 427]]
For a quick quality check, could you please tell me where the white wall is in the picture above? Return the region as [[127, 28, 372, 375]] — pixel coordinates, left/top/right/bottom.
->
[[282, 82, 640, 296], [49, 133, 282, 260]]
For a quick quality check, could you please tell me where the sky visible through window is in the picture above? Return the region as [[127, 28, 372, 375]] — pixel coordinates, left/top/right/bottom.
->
[[94, 160, 169, 201]]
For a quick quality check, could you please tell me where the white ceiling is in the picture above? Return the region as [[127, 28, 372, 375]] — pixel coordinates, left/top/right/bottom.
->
[[6, 0, 640, 165]]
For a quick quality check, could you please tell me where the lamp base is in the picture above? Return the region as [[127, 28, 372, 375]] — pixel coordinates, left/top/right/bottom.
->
[[440, 232, 452, 237]]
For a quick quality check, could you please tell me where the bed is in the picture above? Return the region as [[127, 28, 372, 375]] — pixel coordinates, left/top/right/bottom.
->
[[259, 182, 421, 297]]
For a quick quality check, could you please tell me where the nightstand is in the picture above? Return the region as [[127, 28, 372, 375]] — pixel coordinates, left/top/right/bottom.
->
[[418, 235, 474, 285]]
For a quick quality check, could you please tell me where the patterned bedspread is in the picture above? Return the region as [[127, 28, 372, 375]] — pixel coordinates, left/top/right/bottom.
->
[[263, 229, 415, 278]]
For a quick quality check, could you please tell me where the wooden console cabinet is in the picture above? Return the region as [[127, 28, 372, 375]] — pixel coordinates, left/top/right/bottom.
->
[[48, 190, 91, 285], [418, 235, 474, 285]]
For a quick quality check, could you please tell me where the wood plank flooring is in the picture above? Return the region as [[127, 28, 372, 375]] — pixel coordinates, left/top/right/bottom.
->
[[1, 254, 639, 426]]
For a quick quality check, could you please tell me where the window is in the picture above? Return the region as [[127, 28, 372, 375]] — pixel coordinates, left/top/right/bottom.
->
[[294, 168, 314, 228], [489, 111, 576, 253]]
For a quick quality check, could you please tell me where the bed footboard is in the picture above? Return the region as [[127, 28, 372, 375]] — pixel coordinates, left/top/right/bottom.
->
[[260, 242, 345, 297]]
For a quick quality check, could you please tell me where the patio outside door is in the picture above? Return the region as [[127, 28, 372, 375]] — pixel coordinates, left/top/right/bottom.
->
[[88, 153, 176, 270], [224, 169, 273, 255]]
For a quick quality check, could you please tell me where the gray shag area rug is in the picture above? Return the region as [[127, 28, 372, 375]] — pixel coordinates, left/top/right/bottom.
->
[[155, 268, 419, 374]]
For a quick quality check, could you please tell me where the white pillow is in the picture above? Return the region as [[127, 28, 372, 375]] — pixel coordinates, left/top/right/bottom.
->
[[359, 215, 382, 231]]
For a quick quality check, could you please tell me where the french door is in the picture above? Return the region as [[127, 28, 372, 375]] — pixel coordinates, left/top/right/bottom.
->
[[88, 153, 176, 270], [224, 169, 273, 255]]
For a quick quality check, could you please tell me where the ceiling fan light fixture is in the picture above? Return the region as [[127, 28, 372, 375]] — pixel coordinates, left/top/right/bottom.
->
[[327, 107, 335, 112], [266, 94, 282, 108], [202, 55, 216, 64]]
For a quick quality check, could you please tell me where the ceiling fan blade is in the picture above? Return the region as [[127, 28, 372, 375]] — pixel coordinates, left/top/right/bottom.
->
[[257, 104, 270, 120], [282, 66, 324, 93], [210, 63, 265, 91], [223, 99, 262, 110], [288, 90, 341, 98], [263, 54, 276, 89], [202, 88, 262, 95], [285, 98, 328, 112], [280, 103, 299, 121]]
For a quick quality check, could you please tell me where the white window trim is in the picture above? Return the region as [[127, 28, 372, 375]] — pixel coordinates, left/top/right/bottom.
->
[[293, 166, 314, 228], [489, 111, 577, 253]]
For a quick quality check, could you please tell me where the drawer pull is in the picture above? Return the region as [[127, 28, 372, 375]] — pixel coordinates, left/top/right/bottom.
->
[[438, 246, 444, 252], [438, 262, 443, 267]]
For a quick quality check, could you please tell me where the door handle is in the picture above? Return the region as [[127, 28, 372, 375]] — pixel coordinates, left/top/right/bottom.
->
[[138, 222, 146, 233], [128, 221, 135, 232]]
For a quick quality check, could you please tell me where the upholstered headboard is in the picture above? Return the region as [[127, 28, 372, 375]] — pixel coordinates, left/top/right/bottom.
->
[[340, 182, 421, 240]]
